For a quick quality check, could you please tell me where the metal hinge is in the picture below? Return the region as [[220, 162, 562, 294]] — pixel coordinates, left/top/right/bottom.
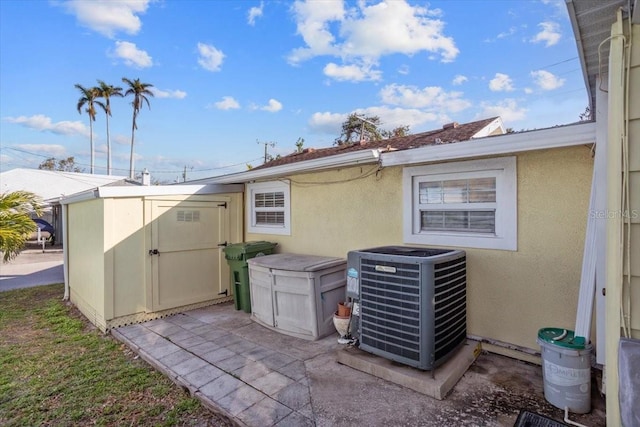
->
[[218, 289, 228, 296], [217, 202, 227, 208], [148, 249, 160, 256], [218, 241, 228, 247]]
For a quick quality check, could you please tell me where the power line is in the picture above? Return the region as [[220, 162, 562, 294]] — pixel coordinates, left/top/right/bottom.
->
[[2, 147, 262, 175]]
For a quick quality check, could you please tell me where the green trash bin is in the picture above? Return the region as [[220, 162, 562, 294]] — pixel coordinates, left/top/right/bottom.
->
[[223, 241, 277, 313]]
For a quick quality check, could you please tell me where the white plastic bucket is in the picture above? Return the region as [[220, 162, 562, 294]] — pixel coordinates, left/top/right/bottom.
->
[[537, 337, 592, 414]]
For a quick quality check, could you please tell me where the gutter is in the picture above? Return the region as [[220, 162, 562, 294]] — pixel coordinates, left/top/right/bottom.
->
[[566, 0, 593, 112]]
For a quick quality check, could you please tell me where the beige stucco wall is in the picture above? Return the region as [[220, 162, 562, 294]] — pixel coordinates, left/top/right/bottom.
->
[[247, 145, 593, 351]]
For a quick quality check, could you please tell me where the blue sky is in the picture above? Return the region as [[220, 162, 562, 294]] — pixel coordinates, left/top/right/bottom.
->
[[0, 0, 588, 183]]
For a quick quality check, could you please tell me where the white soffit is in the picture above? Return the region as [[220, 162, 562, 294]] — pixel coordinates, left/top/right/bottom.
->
[[382, 121, 596, 167]]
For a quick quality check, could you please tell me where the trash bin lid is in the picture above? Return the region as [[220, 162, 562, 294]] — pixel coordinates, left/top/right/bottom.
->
[[248, 253, 345, 272], [537, 327, 586, 349], [223, 241, 277, 259]]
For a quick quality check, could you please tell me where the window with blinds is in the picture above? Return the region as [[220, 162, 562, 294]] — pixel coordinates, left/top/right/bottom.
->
[[418, 178, 496, 233], [403, 157, 517, 251], [247, 181, 291, 235]]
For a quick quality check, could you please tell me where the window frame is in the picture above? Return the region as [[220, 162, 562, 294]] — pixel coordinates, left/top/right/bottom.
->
[[246, 180, 291, 235], [403, 157, 517, 251]]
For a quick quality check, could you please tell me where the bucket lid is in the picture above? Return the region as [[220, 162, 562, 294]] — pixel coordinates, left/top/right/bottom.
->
[[537, 327, 586, 349]]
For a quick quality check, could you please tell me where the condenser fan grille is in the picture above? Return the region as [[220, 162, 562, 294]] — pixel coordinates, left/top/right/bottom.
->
[[360, 259, 422, 363], [433, 257, 467, 361]]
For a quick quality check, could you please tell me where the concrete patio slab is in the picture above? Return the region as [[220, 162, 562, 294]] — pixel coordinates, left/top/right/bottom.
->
[[111, 302, 607, 427]]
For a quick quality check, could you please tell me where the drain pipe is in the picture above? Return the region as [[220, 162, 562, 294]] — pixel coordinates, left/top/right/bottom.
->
[[564, 407, 588, 427]]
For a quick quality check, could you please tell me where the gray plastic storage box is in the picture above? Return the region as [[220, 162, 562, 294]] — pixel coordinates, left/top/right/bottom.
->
[[248, 253, 347, 340]]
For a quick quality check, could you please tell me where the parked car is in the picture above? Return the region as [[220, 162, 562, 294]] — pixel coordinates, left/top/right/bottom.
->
[[31, 218, 55, 244]]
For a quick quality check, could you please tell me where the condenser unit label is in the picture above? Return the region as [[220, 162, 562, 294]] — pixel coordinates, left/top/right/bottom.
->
[[347, 268, 359, 295], [375, 265, 397, 273]]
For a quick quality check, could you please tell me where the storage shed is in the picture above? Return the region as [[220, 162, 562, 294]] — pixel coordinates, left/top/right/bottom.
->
[[60, 184, 244, 332]]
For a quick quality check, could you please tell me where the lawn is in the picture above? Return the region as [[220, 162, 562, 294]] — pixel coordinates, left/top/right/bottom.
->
[[0, 283, 233, 426]]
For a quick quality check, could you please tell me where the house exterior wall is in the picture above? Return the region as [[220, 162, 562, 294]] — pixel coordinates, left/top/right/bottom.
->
[[246, 146, 593, 352]]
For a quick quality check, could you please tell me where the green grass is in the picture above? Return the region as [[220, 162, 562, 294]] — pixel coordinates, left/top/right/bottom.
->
[[0, 284, 232, 426]]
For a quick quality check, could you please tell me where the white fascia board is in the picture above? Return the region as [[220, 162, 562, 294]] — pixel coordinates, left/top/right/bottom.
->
[[382, 121, 596, 167], [203, 149, 381, 184], [60, 183, 243, 205]]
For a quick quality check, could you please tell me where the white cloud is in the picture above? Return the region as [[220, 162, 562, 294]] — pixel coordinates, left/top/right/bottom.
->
[[197, 43, 225, 72], [288, 0, 458, 81], [61, 0, 151, 38], [452, 75, 468, 85], [112, 41, 153, 68], [214, 96, 241, 110], [531, 21, 561, 47], [397, 65, 410, 75], [152, 88, 186, 99], [248, 2, 264, 26], [497, 26, 517, 39], [308, 106, 439, 135], [478, 99, 527, 122], [288, 0, 344, 63], [323, 62, 382, 82], [339, 1, 459, 61], [260, 99, 283, 112], [5, 115, 87, 136], [13, 144, 67, 157], [524, 87, 534, 94], [308, 111, 345, 134], [379, 84, 471, 113], [531, 70, 565, 90], [489, 73, 514, 92]]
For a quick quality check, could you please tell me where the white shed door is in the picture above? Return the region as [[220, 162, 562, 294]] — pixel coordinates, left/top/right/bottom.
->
[[148, 198, 230, 312]]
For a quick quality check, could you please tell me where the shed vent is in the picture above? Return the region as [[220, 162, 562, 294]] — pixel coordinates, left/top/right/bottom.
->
[[177, 210, 200, 222]]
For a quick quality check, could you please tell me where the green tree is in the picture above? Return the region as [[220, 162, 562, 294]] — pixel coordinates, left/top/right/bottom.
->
[[38, 156, 83, 172], [75, 84, 99, 174], [295, 137, 305, 153], [335, 114, 411, 145], [381, 125, 411, 139], [335, 113, 383, 145], [0, 191, 43, 262], [95, 80, 123, 175], [122, 77, 154, 179]]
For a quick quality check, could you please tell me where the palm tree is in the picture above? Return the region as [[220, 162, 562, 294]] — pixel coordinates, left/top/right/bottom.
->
[[75, 84, 100, 174], [122, 77, 154, 179], [95, 80, 123, 175], [0, 191, 43, 262]]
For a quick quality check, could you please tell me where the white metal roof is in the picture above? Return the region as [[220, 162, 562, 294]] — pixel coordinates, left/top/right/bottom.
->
[[0, 168, 130, 203]]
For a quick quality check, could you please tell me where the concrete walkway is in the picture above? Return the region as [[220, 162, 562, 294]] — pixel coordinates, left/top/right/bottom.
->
[[112, 303, 606, 427], [0, 247, 64, 291]]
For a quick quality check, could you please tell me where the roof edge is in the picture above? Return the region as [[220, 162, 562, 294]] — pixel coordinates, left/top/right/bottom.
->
[[202, 149, 381, 184], [59, 183, 244, 205], [382, 121, 596, 167]]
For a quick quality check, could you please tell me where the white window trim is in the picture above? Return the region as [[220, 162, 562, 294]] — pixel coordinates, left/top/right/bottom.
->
[[246, 180, 291, 235], [403, 157, 517, 251]]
